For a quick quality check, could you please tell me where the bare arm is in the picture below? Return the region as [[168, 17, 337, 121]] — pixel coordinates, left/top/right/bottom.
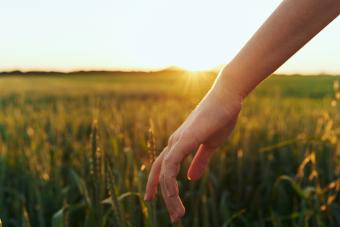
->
[[217, 0, 339, 97], [145, 0, 339, 223]]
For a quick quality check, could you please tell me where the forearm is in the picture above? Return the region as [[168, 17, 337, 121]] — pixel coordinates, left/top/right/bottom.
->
[[217, 0, 339, 98]]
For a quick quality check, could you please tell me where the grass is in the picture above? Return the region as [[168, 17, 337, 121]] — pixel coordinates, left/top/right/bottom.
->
[[0, 71, 339, 227]]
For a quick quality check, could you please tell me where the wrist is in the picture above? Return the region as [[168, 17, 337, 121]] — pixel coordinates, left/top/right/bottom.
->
[[212, 66, 245, 103], [209, 72, 243, 116]]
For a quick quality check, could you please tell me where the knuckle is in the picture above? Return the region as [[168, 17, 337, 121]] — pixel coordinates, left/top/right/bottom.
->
[[168, 134, 176, 146], [178, 131, 199, 147], [167, 137, 173, 146], [154, 155, 162, 164], [178, 131, 190, 141], [163, 154, 173, 165]]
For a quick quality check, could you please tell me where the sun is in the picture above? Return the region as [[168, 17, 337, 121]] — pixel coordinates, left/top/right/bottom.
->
[[176, 62, 217, 72]]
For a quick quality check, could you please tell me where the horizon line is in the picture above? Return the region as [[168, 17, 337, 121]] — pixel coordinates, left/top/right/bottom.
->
[[0, 66, 339, 75]]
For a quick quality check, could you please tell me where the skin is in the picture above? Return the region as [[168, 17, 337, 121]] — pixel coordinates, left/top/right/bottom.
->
[[145, 0, 340, 223]]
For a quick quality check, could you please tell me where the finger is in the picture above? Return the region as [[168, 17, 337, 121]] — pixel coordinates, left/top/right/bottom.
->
[[162, 139, 196, 196], [160, 174, 185, 223], [145, 149, 166, 201], [187, 121, 237, 181], [160, 140, 197, 221], [187, 144, 216, 181]]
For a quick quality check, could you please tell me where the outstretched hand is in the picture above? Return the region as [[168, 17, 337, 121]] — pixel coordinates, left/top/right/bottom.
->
[[144, 83, 243, 223]]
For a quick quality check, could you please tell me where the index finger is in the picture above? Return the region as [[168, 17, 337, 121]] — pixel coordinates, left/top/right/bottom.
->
[[145, 148, 166, 201]]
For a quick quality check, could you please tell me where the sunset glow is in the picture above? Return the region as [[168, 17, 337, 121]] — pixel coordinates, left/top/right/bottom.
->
[[0, 0, 339, 73]]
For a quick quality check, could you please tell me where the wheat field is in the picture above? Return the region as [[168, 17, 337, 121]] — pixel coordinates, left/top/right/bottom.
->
[[0, 71, 339, 227]]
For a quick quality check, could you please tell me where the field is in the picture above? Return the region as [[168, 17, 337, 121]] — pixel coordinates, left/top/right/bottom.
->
[[0, 71, 339, 227]]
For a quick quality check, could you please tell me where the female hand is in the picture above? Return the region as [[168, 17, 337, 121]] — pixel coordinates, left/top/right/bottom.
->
[[145, 0, 338, 222], [144, 81, 243, 223]]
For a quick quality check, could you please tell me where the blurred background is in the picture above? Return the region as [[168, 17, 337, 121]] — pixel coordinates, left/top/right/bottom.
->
[[0, 0, 339, 73], [0, 1, 339, 227]]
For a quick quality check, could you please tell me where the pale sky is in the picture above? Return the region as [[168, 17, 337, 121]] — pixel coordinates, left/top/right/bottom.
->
[[0, 0, 339, 73]]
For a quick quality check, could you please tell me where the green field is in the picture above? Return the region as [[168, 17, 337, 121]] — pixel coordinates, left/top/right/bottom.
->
[[0, 72, 339, 227]]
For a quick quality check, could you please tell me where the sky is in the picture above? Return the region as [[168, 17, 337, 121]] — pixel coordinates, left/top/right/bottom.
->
[[0, 0, 339, 73]]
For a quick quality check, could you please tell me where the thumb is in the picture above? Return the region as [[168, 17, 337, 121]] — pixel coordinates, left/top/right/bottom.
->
[[187, 144, 216, 181]]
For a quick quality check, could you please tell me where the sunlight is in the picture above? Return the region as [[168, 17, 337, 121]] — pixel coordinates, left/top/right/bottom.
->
[[176, 62, 216, 72], [178, 70, 211, 97]]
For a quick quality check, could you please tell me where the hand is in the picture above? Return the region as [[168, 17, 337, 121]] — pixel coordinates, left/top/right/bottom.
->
[[144, 81, 243, 223]]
